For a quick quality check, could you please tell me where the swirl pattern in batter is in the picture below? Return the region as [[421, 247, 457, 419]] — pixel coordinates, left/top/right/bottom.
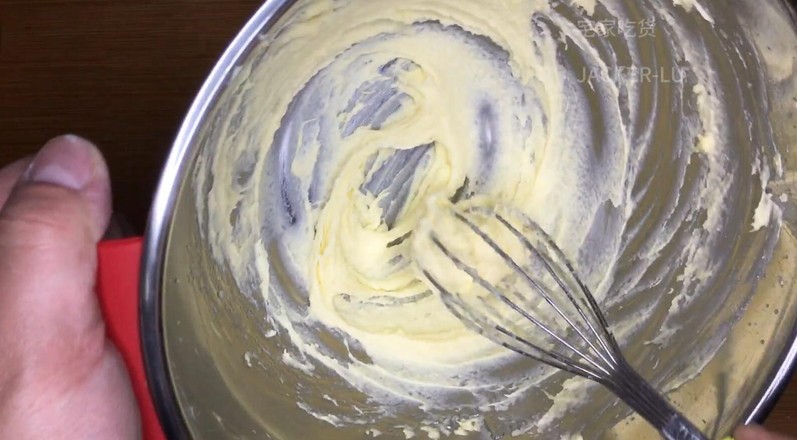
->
[[194, 0, 784, 436]]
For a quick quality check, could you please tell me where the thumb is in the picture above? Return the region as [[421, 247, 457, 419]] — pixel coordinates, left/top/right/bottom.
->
[[0, 134, 112, 388], [0, 136, 139, 439]]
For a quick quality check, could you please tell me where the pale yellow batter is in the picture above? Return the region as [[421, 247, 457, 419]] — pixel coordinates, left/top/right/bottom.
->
[[193, 0, 785, 437]]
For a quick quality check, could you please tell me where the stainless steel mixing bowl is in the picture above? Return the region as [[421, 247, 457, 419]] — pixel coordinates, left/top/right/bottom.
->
[[140, 0, 797, 438]]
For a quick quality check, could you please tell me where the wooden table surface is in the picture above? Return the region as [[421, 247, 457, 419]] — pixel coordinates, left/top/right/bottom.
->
[[0, 0, 795, 437]]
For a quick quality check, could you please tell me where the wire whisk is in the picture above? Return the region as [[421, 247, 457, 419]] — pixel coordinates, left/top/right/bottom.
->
[[416, 200, 708, 440]]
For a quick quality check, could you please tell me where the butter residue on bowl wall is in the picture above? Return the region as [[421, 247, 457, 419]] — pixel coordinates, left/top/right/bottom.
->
[[193, 0, 787, 437]]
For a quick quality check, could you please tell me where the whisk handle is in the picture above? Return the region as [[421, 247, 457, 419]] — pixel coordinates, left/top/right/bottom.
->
[[612, 361, 708, 440], [660, 415, 709, 440]]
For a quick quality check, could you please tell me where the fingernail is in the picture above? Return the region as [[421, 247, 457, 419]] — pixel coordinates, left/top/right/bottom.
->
[[23, 135, 99, 190]]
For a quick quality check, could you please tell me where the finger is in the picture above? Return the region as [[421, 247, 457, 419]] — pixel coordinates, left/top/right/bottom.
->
[[0, 157, 33, 209], [0, 135, 112, 387], [15, 135, 112, 240], [735, 425, 796, 440]]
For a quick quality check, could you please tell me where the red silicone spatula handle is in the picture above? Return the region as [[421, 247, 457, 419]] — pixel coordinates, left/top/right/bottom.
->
[[97, 237, 166, 440]]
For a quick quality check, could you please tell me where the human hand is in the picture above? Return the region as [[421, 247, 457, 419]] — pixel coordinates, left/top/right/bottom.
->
[[0, 135, 139, 439], [736, 425, 797, 440]]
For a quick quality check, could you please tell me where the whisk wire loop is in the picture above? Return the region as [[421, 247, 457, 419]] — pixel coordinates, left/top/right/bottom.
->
[[496, 213, 623, 361], [418, 204, 708, 440], [424, 270, 601, 379], [428, 234, 613, 377], [454, 210, 619, 371]]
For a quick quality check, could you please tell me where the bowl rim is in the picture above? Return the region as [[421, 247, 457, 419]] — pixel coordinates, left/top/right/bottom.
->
[[139, 0, 797, 437], [140, 1, 296, 438]]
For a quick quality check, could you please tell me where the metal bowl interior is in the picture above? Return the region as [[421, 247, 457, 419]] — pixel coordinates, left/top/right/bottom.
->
[[143, 0, 797, 438]]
